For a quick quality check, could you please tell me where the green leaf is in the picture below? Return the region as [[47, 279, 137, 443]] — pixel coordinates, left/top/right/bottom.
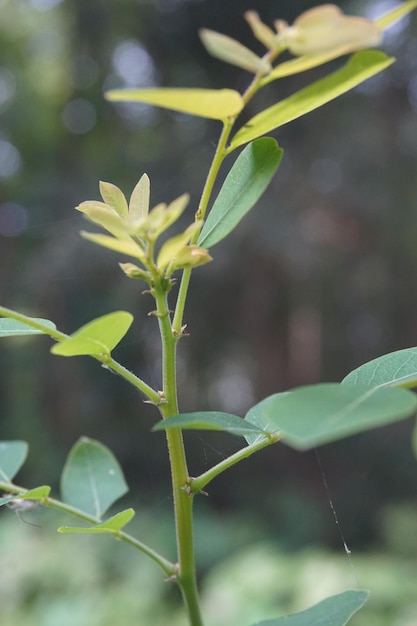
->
[[105, 87, 243, 121], [342, 348, 417, 389], [376, 0, 417, 31], [60, 437, 128, 518], [198, 138, 283, 248], [0, 440, 28, 481], [80, 232, 146, 262], [199, 29, 271, 74], [51, 311, 133, 358], [0, 317, 56, 338], [0, 494, 17, 506], [153, 411, 265, 437], [246, 383, 417, 451], [249, 589, 368, 626], [99, 181, 129, 219], [58, 508, 135, 534], [230, 51, 394, 150], [20, 485, 51, 500]]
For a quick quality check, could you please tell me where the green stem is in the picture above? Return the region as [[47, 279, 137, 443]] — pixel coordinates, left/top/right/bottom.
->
[[0, 480, 175, 577], [153, 283, 203, 626], [189, 435, 280, 495]]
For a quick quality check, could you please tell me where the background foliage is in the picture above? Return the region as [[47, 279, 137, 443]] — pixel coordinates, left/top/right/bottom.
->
[[0, 0, 417, 621]]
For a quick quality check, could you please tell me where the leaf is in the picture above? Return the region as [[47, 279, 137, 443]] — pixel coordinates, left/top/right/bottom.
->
[[60, 437, 129, 518], [376, 0, 417, 31], [342, 348, 417, 389], [99, 181, 129, 218], [245, 383, 417, 451], [20, 486, 51, 500], [105, 87, 243, 121], [0, 485, 51, 508], [157, 223, 200, 269], [199, 29, 271, 74], [0, 317, 56, 338], [80, 232, 146, 262], [58, 508, 135, 534], [76, 202, 129, 238], [51, 311, 133, 358], [230, 51, 394, 150], [0, 440, 28, 481], [153, 411, 266, 438], [129, 173, 150, 221], [198, 138, 283, 248], [248, 589, 368, 626]]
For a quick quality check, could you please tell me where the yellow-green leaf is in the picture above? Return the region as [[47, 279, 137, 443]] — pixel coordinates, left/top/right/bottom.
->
[[58, 508, 135, 534], [80, 232, 146, 262], [129, 173, 150, 221], [156, 223, 200, 269], [230, 50, 394, 150], [76, 202, 129, 238], [99, 182, 129, 218], [199, 28, 271, 74], [376, 0, 417, 31], [105, 88, 243, 120], [51, 311, 133, 358]]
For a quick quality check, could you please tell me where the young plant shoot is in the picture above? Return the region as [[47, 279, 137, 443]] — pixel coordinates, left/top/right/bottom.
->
[[1, 4, 417, 626]]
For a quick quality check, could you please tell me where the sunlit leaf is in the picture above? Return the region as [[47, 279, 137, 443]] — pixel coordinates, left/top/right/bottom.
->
[[80, 232, 146, 262], [0, 440, 28, 481], [246, 383, 417, 451], [248, 589, 368, 626], [51, 311, 133, 358], [99, 181, 129, 219], [244, 11, 278, 50], [230, 51, 394, 149], [342, 347, 417, 389], [0, 317, 56, 337], [129, 173, 150, 221], [58, 508, 135, 534], [153, 411, 265, 437], [198, 138, 283, 248], [106, 87, 243, 120], [199, 28, 271, 74], [61, 437, 129, 518], [376, 0, 417, 31]]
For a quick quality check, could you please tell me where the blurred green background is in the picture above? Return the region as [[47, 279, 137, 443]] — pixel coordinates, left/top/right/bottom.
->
[[0, 0, 417, 624]]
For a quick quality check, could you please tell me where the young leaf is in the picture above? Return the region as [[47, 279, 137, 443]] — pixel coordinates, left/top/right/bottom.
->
[[153, 411, 265, 438], [248, 589, 368, 626], [229, 51, 394, 150], [58, 508, 135, 534], [80, 232, 146, 262], [342, 347, 417, 389], [156, 223, 200, 269], [60, 437, 129, 518], [0, 317, 56, 338], [0, 440, 28, 481], [105, 88, 243, 121], [76, 202, 129, 238], [99, 182, 129, 218], [198, 138, 283, 248], [246, 383, 417, 451], [20, 485, 51, 500], [129, 173, 150, 221], [51, 311, 133, 358], [376, 0, 417, 31], [199, 29, 271, 74]]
